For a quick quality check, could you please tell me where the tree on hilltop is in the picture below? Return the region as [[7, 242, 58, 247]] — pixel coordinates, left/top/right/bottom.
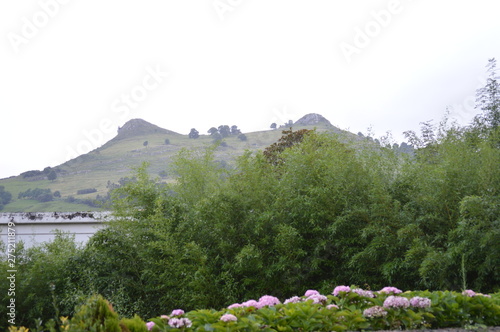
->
[[218, 125, 231, 138], [208, 127, 218, 135], [188, 128, 199, 139], [47, 170, 57, 181], [231, 125, 241, 135]]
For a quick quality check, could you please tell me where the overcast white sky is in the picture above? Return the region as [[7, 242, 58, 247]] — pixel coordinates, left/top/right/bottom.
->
[[1, 0, 499, 179]]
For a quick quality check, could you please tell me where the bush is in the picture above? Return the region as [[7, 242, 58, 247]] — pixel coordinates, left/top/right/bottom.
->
[[9, 287, 500, 331], [17, 188, 53, 202], [0, 186, 12, 209], [76, 188, 97, 195]]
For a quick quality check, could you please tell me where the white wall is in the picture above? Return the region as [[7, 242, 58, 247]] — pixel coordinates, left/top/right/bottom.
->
[[0, 212, 110, 248]]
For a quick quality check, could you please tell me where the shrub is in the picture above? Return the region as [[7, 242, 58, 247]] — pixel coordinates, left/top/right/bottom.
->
[[77, 188, 97, 195]]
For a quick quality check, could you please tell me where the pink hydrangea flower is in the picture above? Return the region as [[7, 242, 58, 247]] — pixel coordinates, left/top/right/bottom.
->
[[228, 303, 243, 309], [333, 285, 351, 296], [304, 289, 320, 297], [242, 299, 259, 307], [146, 321, 155, 331], [284, 296, 302, 304], [168, 318, 192, 328], [379, 286, 403, 294], [383, 295, 410, 308], [363, 306, 388, 318], [170, 309, 185, 316], [410, 296, 432, 308], [327, 304, 339, 310], [306, 294, 328, 304], [220, 314, 238, 322], [160, 315, 169, 320], [256, 295, 281, 308], [352, 288, 375, 298], [462, 289, 476, 297]]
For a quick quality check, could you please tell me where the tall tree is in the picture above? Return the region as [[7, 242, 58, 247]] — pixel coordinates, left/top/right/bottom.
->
[[231, 125, 241, 135], [218, 125, 231, 138], [476, 58, 500, 129], [47, 170, 57, 181], [188, 128, 199, 139]]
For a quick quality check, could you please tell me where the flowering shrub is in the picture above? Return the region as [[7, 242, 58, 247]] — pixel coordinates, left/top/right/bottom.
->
[[410, 296, 432, 308], [333, 285, 351, 296], [383, 295, 410, 309], [462, 289, 476, 297], [255, 295, 281, 308], [379, 286, 403, 294], [284, 296, 302, 304], [170, 309, 185, 316], [304, 289, 320, 297], [363, 305, 388, 318], [220, 314, 237, 322], [10, 287, 500, 331], [168, 317, 192, 329], [352, 288, 375, 298], [146, 321, 155, 331], [306, 293, 328, 304]]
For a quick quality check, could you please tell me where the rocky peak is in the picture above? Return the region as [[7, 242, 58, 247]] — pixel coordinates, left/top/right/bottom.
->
[[294, 113, 332, 126]]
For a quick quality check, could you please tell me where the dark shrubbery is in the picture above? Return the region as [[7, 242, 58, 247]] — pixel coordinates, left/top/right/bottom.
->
[[0, 186, 12, 209], [77, 188, 97, 195], [18, 188, 54, 202]]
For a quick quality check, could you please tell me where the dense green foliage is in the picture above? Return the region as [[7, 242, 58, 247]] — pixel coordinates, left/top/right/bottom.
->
[[2, 119, 500, 328]]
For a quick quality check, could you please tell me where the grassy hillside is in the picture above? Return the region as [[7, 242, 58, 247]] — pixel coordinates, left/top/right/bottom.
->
[[0, 116, 344, 212]]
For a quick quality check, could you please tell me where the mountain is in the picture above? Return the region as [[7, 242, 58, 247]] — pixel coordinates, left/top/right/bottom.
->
[[112, 118, 181, 141], [294, 113, 333, 126], [0, 115, 350, 212]]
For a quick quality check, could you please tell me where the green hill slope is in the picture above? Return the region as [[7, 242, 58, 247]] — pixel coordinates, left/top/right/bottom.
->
[[0, 114, 347, 212]]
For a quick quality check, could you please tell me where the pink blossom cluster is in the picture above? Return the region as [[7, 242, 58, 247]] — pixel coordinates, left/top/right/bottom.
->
[[304, 289, 320, 297], [220, 314, 238, 322], [284, 296, 302, 304], [170, 309, 185, 316], [462, 290, 491, 298], [326, 304, 339, 310], [333, 285, 351, 296], [146, 321, 155, 331], [383, 295, 410, 308], [379, 286, 403, 294], [409, 296, 432, 308], [352, 288, 375, 298], [306, 294, 328, 304], [228, 295, 281, 309], [168, 317, 192, 328], [363, 306, 388, 318], [256, 295, 281, 308]]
